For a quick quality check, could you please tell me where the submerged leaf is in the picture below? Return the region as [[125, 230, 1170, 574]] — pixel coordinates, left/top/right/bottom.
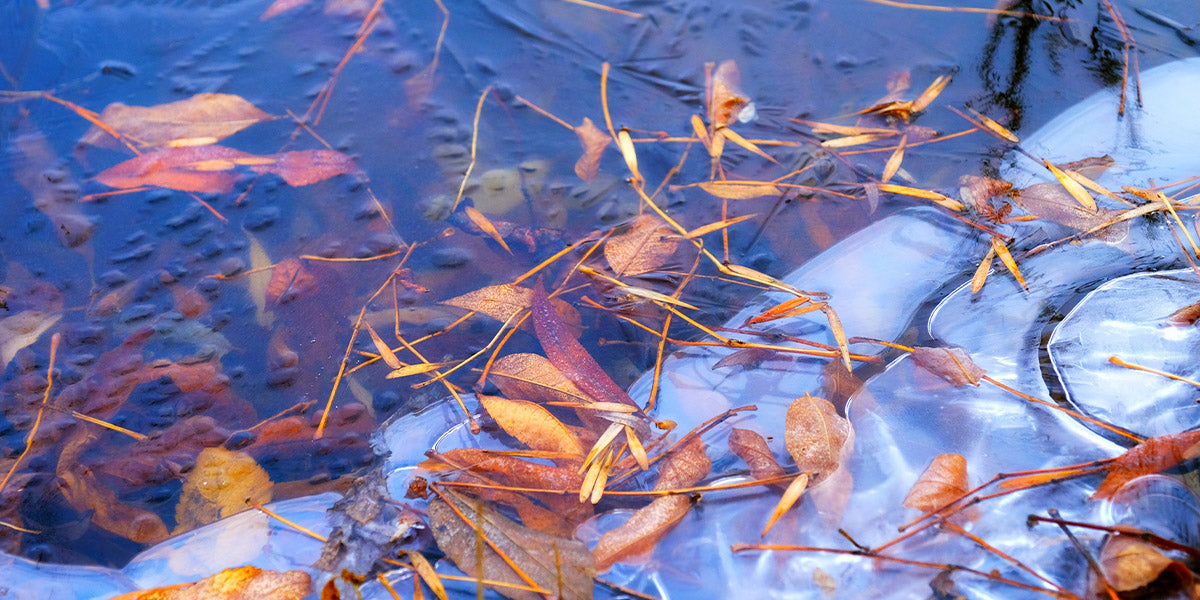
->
[[1098, 535, 1190, 594], [531, 284, 636, 410], [785, 394, 851, 481], [603, 215, 683, 276], [478, 395, 584, 456], [248, 149, 360, 187], [574, 117, 610, 181], [175, 447, 273, 533], [729, 428, 786, 482], [592, 495, 691, 572], [79, 93, 272, 150], [95, 146, 251, 193], [902, 453, 971, 515], [0, 310, 62, 370], [1094, 430, 1200, 499], [443, 284, 532, 323], [697, 181, 780, 200], [490, 353, 591, 405]]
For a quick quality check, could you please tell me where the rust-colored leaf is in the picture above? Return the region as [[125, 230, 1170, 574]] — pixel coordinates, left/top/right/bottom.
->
[[1098, 535, 1191, 594], [910, 346, 986, 386], [532, 283, 636, 409], [573, 117, 610, 181], [655, 437, 711, 490], [57, 431, 169, 544], [428, 490, 594, 600], [603, 215, 684, 276], [697, 181, 781, 200], [1094, 430, 1200, 499], [249, 149, 360, 187], [785, 394, 851, 481], [79, 94, 272, 150], [95, 146, 250, 193], [729, 428, 786, 481], [175, 447, 273, 533], [592, 495, 691, 572], [1167, 300, 1200, 327], [109, 566, 310, 600], [265, 258, 317, 308], [902, 453, 970, 513], [744, 297, 823, 326], [478, 395, 584, 457], [431, 448, 585, 493], [958, 174, 1013, 215]]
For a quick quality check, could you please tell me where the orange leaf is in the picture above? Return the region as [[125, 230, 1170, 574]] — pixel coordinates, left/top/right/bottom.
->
[[902, 453, 970, 513], [265, 257, 317, 308], [1044, 159, 1097, 211], [573, 117, 610, 181], [1099, 535, 1190, 594], [175, 447, 273, 533], [478, 395, 584, 457], [78, 93, 273, 150], [95, 146, 251, 193], [708, 60, 750, 129], [603, 215, 683, 276], [250, 149, 360, 187], [875, 183, 964, 212], [463, 205, 513, 253], [1093, 430, 1200, 499], [990, 236, 1027, 290], [490, 353, 591, 405], [784, 394, 851, 481], [910, 346, 986, 386], [762, 473, 808, 536], [592, 495, 692, 571], [109, 566, 310, 600], [442, 284, 532, 323]]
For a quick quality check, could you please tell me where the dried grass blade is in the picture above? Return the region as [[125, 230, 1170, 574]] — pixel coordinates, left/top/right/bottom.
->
[[882, 134, 907, 182], [991, 237, 1027, 290], [364, 322, 403, 369], [971, 245, 996, 294], [721, 127, 778, 163], [876, 183, 964, 212], [1044, 160, 1097, 211]]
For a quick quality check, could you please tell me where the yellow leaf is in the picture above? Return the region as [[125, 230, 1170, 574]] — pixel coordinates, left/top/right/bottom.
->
[[478, 395, 584, 456], [697, 181, 781, 200], [1044, 159, 1097, 211]]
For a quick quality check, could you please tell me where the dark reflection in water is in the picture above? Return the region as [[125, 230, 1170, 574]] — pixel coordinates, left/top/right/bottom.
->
[[0, 0, 1196, 574]]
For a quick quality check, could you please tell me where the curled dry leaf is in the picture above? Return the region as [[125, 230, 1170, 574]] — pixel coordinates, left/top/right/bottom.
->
[[910, 346, 986, 387], [1093, 430, 1200, 499], [1098, 535, 1191, 594], [785, 394, 851, 481], [429, 490, 595, 600], [603, 214, 683, 277], [902, 453, 974, 521], [109, 566, 310, 600], [478, 395, 584, 457], [574, 117, 610, 181], [709, 59, 750, 129], [728, 428, 786, 482]]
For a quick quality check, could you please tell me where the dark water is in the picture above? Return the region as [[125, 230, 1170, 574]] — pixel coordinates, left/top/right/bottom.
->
[[0, 0, 1197, 576]]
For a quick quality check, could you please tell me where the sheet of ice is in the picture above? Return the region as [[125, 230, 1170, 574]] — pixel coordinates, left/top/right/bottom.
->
[[1048, 270, 1200, 438]]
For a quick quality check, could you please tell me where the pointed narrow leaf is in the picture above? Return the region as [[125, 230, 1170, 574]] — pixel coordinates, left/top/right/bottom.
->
[[762, 473, 808, 536], [478, 395, 584, 456], [532, 283, 635, 408], [697, 181, 781, 200], [1044, 159, 1097, 211]]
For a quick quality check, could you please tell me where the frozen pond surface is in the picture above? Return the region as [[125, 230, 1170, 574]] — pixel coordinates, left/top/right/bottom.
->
[[5, 1, 1200, 599]]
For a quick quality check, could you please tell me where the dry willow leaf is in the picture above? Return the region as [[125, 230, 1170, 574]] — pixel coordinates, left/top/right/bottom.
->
[[1011, 182, 1129, 242], [1093, 430, 1200, 499], [79, 93, 273, 149], [729, 428, 786, 481], [785, 394, 851, 481], [910, 346, 986, 386], [176, 447, 273, 533], [603, 215, 683, 276], [429, 490, 594, 600], [479, 395, 584, 456], [697, 181, 781, 200], [109, 566, 310, 600], [95, 147, 357, 193], [593, 495, 691, 572], [902, 453, 970, 514], [762, 473, 809, 536], [490, 353, 591, 405], [574, 117, 610, 181]]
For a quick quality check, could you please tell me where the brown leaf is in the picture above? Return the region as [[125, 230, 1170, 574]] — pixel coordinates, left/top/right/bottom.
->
[[1098, 535, 1191, 594], [443, 284, 532, 323], [902, 453, 970, 514], [1011, 182, 1129, 241], [729, 428, 786, 482], [1094, 430, 1200, 499], [175, 447, 273, 533], [603, 215, 683, 276], [784, 394, 851, 481], [490, 353, 591, 405], [697, 181, 781, 200], [249, 149, 360, 187], [109, 566, 309, 600], [479, 395, 584, 457], [593, 495, 692, 571], [655, 437, 711, 490], [574, 117, 610, 181], [95, 146, 251, 193], [57, 430, 169, 544], [265, 258, 317, 308], [910, 346, 986, 386], [1167, 300, 1200, 327], [79, 94, 272, 150], [429, 490, 595, 600], [531, 283, 637, 410], [713, 347, 775, 371]]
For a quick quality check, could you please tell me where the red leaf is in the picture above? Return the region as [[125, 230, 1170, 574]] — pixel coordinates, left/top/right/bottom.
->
[[95, 146, 251, 193], [531, 282, 636, 409], [1094, 430, 1200, 499], [250, 150, 360, 187]]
